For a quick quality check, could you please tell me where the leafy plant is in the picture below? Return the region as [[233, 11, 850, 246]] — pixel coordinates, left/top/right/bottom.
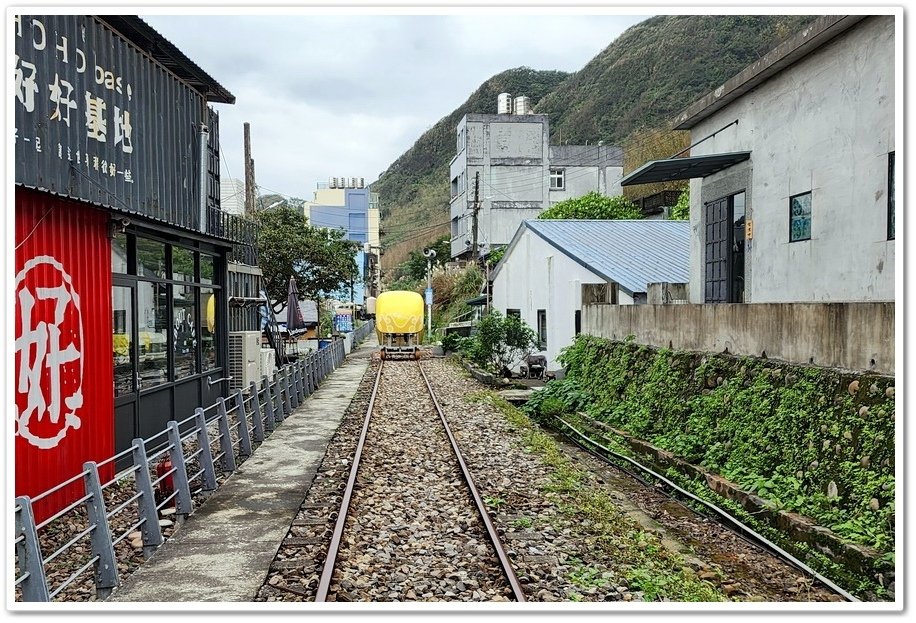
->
[[537, 192, 643, 220], [461, 311, 538, 373], [669, 188, 690, 220]]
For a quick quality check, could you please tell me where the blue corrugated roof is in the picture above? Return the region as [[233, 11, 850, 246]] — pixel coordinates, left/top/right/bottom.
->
[[522, 220, 691, 295]]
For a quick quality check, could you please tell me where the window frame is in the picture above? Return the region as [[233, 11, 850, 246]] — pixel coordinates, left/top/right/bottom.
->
[[888, 151, 895, 240], [788, 191, 812, 242], [549, 168, 565, 191], [536, 309, 547, 350]]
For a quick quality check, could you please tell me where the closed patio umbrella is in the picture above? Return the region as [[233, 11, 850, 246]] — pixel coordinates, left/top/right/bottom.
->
[[286, 276, 306, 334]]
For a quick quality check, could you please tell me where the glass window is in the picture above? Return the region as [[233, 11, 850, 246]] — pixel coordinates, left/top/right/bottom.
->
[[112, 286, 134, 397], [137, 281, 169, 388], [200, 254, 215, 285], [136, 238, 166, 278], [173, 284, 198, 378], [549, 169, 565, 190], [888, 152, 895, 240], [506, 309, 521, 318], [112, 232, 128, 274], [172, 247, 195, 282], [789, 192, 811, 242], [200, 287, 217, 371]]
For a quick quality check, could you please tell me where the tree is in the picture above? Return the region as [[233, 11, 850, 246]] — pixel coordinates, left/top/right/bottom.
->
[[393, 235, 451, 282], [254, 207, 360, 314], [537, 192, 643, 220]]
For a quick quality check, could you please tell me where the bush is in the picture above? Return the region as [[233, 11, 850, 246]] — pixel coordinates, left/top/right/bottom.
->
[[441, 332, 464, 353], [462, 311, 538, 373]]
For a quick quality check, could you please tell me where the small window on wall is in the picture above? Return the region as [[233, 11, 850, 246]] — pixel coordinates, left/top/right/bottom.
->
[[536, 309, 547, 349], [506, 309, 521, 318], [789, 191, 811, 242], [549, 169, 565, 190], [888, 152, 895, 240]]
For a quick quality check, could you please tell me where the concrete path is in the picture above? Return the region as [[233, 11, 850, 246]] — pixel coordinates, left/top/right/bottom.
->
[[108, 337, 377, 602]]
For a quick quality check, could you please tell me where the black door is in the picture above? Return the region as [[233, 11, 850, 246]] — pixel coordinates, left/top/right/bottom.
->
[[704, 192, 746, 303], [112, 280, 139, 468]]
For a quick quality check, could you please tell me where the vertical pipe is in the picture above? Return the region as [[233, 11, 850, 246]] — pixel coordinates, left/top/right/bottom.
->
[[199, 123, 209, 233]]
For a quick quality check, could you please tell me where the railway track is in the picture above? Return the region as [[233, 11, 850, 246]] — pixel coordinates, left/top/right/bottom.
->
[[260, 356, 524, 602], [258, 355, 861, 603]]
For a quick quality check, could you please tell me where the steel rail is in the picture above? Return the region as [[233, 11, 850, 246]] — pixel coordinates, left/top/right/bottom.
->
[[555, 414, 858, 602], [314, 360, 385, 602], [417, 361, 527, 602]]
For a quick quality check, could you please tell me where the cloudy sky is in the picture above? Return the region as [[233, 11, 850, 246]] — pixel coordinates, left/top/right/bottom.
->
[[140, 10, 650, 202]]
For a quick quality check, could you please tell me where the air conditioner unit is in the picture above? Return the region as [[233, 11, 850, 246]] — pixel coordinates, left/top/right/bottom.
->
[[228, 331, 261, 391], [259, 348, 276, 379]]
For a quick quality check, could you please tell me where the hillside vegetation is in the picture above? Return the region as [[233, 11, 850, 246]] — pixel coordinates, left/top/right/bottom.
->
[[375, 14, 816, 277]]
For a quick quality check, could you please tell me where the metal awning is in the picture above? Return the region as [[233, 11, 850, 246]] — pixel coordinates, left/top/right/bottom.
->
[[620, 151, 751, 186], [466, 295, 488, 306]]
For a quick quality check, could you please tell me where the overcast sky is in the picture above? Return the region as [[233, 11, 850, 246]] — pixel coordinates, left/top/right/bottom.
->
[[140, 11, 649, 201]]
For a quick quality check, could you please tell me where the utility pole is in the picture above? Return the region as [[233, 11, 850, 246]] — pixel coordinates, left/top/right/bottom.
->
[[471, 171, 480, 262], [244, 122, 256, 215], [423, 248, 436, 339]]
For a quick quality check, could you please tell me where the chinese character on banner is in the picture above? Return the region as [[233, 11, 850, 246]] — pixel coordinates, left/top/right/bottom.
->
[[84, 92, 107, 142], [14, 55, 39, 112], [48, 74, 77, 127], [15, 256, 84, 450], [114, 107, 133, 153]]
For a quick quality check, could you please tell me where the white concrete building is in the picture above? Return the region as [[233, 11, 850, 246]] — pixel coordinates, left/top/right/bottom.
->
[[623, 15, 895, 303], [449, 113, 624, 259], [220, 177, 245, 216], [491, 219, 690, 372]]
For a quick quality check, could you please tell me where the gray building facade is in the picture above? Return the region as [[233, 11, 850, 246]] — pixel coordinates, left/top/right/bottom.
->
[[449, 113, 624, 259]]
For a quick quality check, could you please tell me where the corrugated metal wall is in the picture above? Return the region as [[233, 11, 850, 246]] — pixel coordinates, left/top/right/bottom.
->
[[14, 15, 203, 230], [15, 187, 114, 521]]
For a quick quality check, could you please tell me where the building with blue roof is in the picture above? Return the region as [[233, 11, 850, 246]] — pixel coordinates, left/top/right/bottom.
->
[[490, 219, 690, 371]]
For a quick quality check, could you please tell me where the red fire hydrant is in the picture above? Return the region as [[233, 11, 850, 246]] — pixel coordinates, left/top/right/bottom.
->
[[155, 456, 175, 507]]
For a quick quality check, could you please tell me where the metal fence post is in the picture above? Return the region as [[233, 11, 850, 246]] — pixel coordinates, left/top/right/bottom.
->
[[131, 440, 165, 558], [271, 371, 285, 422], [82, 462, 119, 598], [15, 496, 50, 602], [290, 364, 300, 409], [166, 421, 193, 519], [307, 355, 316, 393], [194, 407, 218, 492], [249, 381, 265, 442], [296, 360, 305, 404], [216, 398, 238, 472], [235, 390, 253, 459], [283, 366, 293, 415], [262, 377, 276, 433]]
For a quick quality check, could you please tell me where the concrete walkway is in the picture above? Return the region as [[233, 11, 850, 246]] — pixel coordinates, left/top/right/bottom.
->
[[108, 336, 377, 602]]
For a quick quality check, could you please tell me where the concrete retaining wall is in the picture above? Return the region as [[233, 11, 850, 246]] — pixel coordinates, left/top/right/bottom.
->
[[582, 302, 894, 375]]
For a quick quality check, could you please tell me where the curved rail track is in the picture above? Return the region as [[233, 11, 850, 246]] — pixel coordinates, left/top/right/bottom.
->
[[314, 357, 525, 602]]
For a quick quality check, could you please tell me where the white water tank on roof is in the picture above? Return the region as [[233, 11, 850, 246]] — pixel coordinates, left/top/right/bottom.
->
[[498, 93, 513, 114], [514, 96, 531, 115]]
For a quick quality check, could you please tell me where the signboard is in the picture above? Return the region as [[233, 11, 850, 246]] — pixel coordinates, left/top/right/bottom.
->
[[425, 287, 433, 306], [13, 15, 205, 229], [334, 313, 353, 333]]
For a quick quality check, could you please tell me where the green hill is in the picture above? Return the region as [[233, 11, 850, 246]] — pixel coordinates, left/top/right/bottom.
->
[[376, 14, 816, 276]]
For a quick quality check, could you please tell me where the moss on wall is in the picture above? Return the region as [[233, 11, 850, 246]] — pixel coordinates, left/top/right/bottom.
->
[[527, 335, 896, 559]]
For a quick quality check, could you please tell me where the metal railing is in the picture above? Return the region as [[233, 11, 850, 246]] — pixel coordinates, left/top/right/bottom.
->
[[13, 336, 354, 603], [351, 319, 375, 344]]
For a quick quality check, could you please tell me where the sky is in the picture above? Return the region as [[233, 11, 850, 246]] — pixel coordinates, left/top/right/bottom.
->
[[139, 10, 650, 202]]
